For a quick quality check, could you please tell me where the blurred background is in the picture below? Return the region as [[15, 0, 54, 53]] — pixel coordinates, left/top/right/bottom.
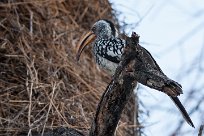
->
[[110, 0, 204, 135]]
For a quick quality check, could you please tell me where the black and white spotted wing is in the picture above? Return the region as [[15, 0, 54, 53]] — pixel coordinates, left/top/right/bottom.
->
[[93, 37, 125, 64]]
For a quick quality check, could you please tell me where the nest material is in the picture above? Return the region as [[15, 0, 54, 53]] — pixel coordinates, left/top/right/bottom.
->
[[0, 0, 135, 135]]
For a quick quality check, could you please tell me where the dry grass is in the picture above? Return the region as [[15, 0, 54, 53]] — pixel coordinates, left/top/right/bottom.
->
[[0, 0, 135, 135]]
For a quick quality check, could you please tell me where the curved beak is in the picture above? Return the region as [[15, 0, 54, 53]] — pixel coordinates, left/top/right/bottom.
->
[[76, 31, 96, 61]]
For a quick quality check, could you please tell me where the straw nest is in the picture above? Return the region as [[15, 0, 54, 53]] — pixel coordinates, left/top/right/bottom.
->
[[0, 0, 135, 135]]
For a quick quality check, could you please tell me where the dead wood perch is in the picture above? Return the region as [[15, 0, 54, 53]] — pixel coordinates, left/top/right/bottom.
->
[[89, 76, 137, 136]]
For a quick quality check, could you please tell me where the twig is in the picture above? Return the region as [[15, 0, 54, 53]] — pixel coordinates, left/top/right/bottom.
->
[[198, 125, 204, 136], [29, 11, 33, 39]]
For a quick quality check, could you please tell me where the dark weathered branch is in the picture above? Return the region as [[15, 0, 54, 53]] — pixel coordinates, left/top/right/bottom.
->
[[89, 75, 137, 136]]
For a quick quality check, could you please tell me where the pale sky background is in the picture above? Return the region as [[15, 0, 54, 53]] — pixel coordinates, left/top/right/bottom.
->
[[110, 0, 204, 135]]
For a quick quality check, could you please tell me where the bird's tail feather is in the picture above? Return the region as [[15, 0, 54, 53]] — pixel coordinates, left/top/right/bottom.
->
[[170, 96, 195, 128]]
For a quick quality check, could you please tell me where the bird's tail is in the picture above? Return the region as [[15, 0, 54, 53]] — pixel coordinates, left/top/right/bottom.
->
[[170, 96, 195, 128]]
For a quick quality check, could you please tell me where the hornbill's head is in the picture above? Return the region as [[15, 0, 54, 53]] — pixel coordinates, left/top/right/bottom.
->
[[76, 19, 118, 61]]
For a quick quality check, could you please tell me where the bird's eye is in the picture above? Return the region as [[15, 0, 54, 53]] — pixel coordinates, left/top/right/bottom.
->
[[92, 26, 96, 31]]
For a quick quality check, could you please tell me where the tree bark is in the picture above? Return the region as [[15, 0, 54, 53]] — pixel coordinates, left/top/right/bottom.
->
[[89, 76, 137, 136]]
